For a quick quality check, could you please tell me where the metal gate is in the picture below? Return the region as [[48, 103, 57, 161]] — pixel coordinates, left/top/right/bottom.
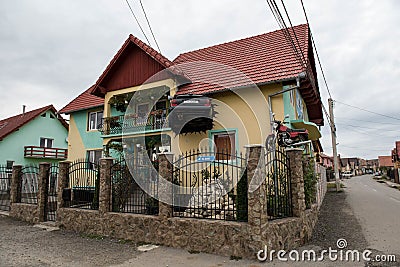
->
[[0, 165, 12, 211], [110, 157, 158, 214], [171, 149, 248, 221], [46, 164, 59, 221], [265, 147, 292, 220], [67, 159, 99, 210], [20, 165, 39, 204]]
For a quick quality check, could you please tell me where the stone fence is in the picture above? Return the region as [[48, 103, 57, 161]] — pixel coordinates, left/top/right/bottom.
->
[[8, 146, 322, 259]]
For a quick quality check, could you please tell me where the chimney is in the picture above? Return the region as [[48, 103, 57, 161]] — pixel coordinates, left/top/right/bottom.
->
[[22, 105, 26, 114]]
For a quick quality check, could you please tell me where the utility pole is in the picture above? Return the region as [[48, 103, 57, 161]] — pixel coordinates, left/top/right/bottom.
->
[[328, 98, 340, 191]]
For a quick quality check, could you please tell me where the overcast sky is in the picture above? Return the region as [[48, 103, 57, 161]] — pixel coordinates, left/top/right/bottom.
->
[[0, 0, 399, 159]]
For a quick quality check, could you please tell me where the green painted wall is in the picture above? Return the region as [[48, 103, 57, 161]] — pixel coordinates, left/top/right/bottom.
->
[[0, 110, 68, 165], [72, 109, 103, 150]]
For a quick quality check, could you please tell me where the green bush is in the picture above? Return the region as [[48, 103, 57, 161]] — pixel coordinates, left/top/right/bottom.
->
[[303, 158, 317, 209]]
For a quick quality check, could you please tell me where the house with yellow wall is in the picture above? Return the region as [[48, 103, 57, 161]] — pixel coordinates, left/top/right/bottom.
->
[[60, 86, 104, 164], [63, 24, 324, 164]]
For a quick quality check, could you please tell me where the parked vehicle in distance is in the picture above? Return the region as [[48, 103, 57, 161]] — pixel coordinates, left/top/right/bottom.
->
[[342, 171, 353, 178]]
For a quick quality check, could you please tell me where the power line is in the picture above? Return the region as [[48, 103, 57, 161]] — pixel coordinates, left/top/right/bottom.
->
[[124, 0, 151, 45], [139, 0, 162, 53], [334, 100, 400, 121], [335, 116, 400, 126], [336, 122, 400, 132], [300, 0, 333, 99], [278, 0, 308, 67]]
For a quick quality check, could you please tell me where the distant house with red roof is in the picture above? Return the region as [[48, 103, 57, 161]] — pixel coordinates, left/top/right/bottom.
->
[[63, 24, 324, 162], [59, 86, 104, 162], [378, 156, 394, 168], [0, 105, 68, 166]]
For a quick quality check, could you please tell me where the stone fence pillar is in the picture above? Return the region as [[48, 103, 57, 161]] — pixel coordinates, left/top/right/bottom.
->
[[287, 148, 305, 217], [99, 158, 113, 214], [158, 153, 174, 219], [10, 165, 22, 204], [37, 162, 50, 222], [57, 161, 70, 209], [246, 145, 267, 249]]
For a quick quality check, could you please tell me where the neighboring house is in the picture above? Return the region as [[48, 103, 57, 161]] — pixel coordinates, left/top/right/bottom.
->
[[0, 105, 68, 166], [319, 153, 333, 169], [340, 157, 361, 176], [378, 156, 394, 169], [378, 155, 395, 180], [73, 23, 324, 161], [59, 86, 104, 163], [365, 159, 379, 173]]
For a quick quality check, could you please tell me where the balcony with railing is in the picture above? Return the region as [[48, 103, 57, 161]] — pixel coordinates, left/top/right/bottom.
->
[[98, 110, 169, 136], [24, 146, 68, 160]]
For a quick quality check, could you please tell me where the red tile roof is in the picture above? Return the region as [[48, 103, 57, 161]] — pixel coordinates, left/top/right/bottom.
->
[[0, 105, 68, 141], [60, 86, 104, 114], [173, 24, 310, 95], [378, 156, 394, 167]]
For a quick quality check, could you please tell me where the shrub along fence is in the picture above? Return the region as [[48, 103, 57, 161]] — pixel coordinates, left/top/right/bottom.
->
[[8, 146, 324, 259]]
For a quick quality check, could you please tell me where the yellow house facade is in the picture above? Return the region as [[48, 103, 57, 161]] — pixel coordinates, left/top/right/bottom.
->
[[63, 24, 323, 164]]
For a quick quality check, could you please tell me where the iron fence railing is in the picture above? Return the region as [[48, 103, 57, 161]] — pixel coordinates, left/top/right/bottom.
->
[[0, 165, 12, 211], [20, 165, 39, 205], [65, 159, 99, 210], [172, 149, 248, 222], [111, 157, 159, 215], [98, 112, 168, 135], [265, 147, 293, 220], [46, 164, 59, 221]]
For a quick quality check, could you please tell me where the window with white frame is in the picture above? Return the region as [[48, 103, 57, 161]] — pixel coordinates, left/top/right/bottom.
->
[[212, 131, 236, 160], [88, 111, 103, 131], [40, 137, 53, 148]]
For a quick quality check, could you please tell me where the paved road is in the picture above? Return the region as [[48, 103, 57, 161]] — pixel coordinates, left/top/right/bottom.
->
[[343, 175, 400, 256]]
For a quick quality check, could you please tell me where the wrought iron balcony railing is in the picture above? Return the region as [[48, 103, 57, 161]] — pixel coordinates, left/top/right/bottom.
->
[[98, 111, 168, 136], [24, 146, 68, 160]]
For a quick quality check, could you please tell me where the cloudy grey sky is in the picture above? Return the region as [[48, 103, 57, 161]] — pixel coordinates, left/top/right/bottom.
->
[[0, 0, 399, 159]]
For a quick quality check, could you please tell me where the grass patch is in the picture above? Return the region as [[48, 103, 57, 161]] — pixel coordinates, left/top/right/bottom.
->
[[188, 250, 200, 254], [230, 255, 242, 261], [118, 239, 134, 245]]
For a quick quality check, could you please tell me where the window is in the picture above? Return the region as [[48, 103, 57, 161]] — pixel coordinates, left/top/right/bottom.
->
[[212, 131, 236, 160], [40, 138, 53, 148], [87, 150, 102, 169], [88, 111, 103, 131]]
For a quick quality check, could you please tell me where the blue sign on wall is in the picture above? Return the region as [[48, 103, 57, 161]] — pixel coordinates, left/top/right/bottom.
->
[[197, 156, 215, 162]]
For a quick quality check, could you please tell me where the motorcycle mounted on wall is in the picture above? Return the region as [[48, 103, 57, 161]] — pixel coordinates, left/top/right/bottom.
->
[[266, 114, 309, 150]]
